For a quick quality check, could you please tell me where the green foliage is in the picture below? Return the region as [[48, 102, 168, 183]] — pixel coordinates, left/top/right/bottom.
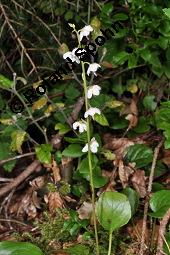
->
[[155, 101, 170, 148], [143, 95, 157, 111], [0, 75, 13, 89], [63, 210, 90, 237], [122, 187, 139, 216], [62, 144, 84, 158], [96, 191, 131, 232], [78, 155, 108, 188], [149, 190, 170, 218], [35, 144, 52, 164], [125, 144, 153, 168], [66, 244, 90, 255], [0, 241, 43, 255]]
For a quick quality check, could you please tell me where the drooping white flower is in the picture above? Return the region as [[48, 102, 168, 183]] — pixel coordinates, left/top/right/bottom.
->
[[87, 85, 101, 99], [73, 121, 87, 133], [79, 25, 93, 41], [63, 48, 80, 64], [87, 63, 101, 76], [84, 107, 101, 118], [82, 137, 99, 153]]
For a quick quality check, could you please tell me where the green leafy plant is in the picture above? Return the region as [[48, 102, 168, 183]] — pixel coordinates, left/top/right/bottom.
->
[[96, 191, 131, 255], [0, 241, 43, 255]]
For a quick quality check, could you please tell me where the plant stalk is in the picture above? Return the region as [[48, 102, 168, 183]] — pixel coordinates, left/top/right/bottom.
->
[[108, 231, 113, 255], [81, 61, 100, 255]]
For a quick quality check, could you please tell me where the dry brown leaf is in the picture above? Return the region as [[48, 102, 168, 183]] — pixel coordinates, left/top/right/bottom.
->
[[162, 149, 170, 166], [131, 170, 147, 198], [103, 134, 135, 158], [130, 98, 138, 116], [9, 187, 40, 219], [118, 160, 134, 188], [125, 113, 138, 130], [47, 192, 64, 213], [51, 159, 61, 183], [61, 157, 74, 183], [77, 202, 93, 220], [29, 176, 45, 189]]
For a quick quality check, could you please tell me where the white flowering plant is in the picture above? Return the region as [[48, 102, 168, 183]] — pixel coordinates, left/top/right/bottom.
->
[[61, 23, 111, 255]]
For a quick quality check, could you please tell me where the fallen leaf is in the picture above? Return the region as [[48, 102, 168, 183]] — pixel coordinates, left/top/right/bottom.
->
[[77, 202, 93, 220], [125, 113, 138, 130], [51, 159, 61, 183], [103, 134, 135, 158], [47, 192, 64, 213], [130, 98, 138, 116], [118, 160, 134, 188], [32, 97, 47, 111], [131, 170, 147, 198], [162, 149, 170, 166]]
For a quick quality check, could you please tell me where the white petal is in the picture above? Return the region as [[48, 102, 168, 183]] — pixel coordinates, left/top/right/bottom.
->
[[63, 51, 72, 59], [87, 67, 91, 76], [82, 143, 88, 152], [90, 138, 99, 153], [79, 123, 86, 133], [87, 88, 93, 99], [79, 25, 93, 41], [73, 122, 79, 130]]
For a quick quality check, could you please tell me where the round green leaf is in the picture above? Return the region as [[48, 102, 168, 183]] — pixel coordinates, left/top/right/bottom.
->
[[0, 241, 43, 255], [96, 191, 131, 232], [149, 190, 170, 218]]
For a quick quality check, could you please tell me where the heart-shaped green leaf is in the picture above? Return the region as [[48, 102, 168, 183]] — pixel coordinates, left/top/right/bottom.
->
[[149, 190, 170, 218], [96, 191, 131, 232], [0, 241, 43, 255]]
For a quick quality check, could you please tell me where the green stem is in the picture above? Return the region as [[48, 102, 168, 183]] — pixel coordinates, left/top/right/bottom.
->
[[81, 61, 100, 255], [14, 90, 48, 144], [108, 231, 113, 255]]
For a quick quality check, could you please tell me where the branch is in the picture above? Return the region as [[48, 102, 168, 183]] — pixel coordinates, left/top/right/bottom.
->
[[139, 140, 163, 255], [0, 160, 41, 198], [156, 208, 170, 255], [0, 152, 35, 165], [0, 4, 40, 78]]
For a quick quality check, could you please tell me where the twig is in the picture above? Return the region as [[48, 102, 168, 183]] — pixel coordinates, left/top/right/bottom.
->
[[156, 208, 170, 255], [10, 0, 61, 46], [0, 160, 41, 198], [139, 140, 163, 255], [0, 218, 28, 226], [0, 4, 40, 78], [0, 152, 35, 165], [0, 177, 14, 182]]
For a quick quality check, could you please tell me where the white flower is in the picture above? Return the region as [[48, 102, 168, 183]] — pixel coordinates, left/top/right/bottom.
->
[[73, 121, 87, 133], [84, 107, 101, 118], [87, 63, 101, 76], [82, 137, 99, 153], [87, 85, 101, 99], [63, 48, 80, 64], [79, 25, 93, 41]]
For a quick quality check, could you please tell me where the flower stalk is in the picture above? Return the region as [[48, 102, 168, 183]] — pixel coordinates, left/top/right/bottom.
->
[[81, 61, 100, 255]]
